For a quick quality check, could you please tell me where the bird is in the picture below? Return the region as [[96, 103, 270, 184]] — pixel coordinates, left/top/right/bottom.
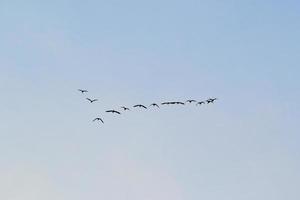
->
[[121, 106, 130, 111], [162, 101, 184, 105], [93, 117, 104, 123], [78, 89, 88, 94], [186, 100, 197, 103], [134, 104, 147, 109], [106, 110, 121, 115], [207, 98, 217, 104], [86, 98, 98, 103], [150, 103, 159, 108], [196, 101, 205, 105]]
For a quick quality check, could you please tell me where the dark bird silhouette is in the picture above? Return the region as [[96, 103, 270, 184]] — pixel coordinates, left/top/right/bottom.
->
[[186, 100, 197, 103], [207, 98, 217, 104], [78, 89, 88, 93], [197, 101, 205, 105], [93, 117, 104, 123], [162, 101, 184, 105], [86, 98, 98, 103], [106, 110, 121, 115], [134, 104, 147, 109], [121, 106, 130, 111], [150, 103, 160, 108]]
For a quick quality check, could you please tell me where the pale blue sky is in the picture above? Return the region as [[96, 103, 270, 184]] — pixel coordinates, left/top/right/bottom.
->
[[0, 0, 299, 200]]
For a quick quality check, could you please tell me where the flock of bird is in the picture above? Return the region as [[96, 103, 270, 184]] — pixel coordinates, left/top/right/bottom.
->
[[78, 89, 218, 124]]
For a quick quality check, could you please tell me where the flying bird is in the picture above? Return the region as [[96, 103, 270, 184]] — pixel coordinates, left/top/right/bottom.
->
[[106, 110, 121, 115], [121, 106, 130, 111], [86, 98, 98, 103], [93, 117, 104, 123], [207, 98, 217, 104], [134, 104, 147, 109], [197, 101, 205, 105], [78, 89, 88, 93], [150, 103, 159, 108], [186, 100, 197, 103], [162, 101, 184, 105]]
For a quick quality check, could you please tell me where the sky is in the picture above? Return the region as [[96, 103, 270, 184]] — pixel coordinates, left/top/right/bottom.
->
[[0, 0, 300, 199]]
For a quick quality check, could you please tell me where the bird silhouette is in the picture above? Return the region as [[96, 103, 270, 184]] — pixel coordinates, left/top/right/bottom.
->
[[106, 110, 121, 115], [207, 98, 217, 104], [86, 98, 98, 103], [150, 103, 160, 108], [78, 89, 88, 93], [186, 100, 196, 103], [196, 101, 205, 105], [134, 104, 147, 109], [121, 106, 130, 111], [93, 117, 104, 123], [162, 101, 184, 105]]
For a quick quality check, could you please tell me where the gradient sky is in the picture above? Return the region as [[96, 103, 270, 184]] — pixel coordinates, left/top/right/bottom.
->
[[1, 0, 299, 200]]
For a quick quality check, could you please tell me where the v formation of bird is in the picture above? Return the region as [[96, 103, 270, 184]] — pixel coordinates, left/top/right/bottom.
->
[[77, 89, 218, 124]]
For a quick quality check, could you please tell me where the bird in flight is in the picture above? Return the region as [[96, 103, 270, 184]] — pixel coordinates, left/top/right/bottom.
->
[[121, 106, 130, 111], [106, 110, 121, 115], [150, 103, 160, 108], [134, 104, 147, 109], [162, 101, 184, 105], [186, 100, 197, 103], [93, 117, 104, 123], [86, 98, 98, 103], [207, 98, 217, 104], [196, 101, 205, 105], [78, 89, 88, 94]]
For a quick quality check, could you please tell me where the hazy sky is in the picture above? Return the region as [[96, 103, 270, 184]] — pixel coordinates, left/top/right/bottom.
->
[[1, 0, 299, 200]]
